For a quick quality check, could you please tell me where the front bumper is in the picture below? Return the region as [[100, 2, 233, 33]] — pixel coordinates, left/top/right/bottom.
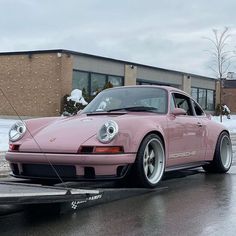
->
[[5, 152, 136, 180]]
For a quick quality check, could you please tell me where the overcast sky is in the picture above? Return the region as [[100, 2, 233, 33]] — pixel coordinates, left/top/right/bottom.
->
[[0, 0, 236, 77]]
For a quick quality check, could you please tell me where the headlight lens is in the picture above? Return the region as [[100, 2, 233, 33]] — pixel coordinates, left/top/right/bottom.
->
[[97, 120, 119, 143], [9, 121, 26, 142]]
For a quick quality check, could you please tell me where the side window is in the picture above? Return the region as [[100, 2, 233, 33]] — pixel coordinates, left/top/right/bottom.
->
[[192, 100, 205, 116], [173, 93, 194, 116]]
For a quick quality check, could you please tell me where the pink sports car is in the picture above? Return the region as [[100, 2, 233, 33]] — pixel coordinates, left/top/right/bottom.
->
[[6, 86, 233, 188]]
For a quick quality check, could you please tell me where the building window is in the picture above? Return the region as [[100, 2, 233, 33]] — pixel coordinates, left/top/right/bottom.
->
[[191, 87, 198, 101], [191, 87, 215, 111], [91, 73, 106, 95], [206, 90, 214, 110], [108, 75, 123, 87], [198, 89, 207, 109], [72, 71, 89, 92], [72, 70, 123, 96]]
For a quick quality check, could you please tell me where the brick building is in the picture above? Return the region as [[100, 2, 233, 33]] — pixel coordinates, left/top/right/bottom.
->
[[0, 49, 217, 117], [223, 79, 236, 113]]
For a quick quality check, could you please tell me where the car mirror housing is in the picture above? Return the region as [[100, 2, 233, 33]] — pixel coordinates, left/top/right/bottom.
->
[[171, 108, 187, 116]]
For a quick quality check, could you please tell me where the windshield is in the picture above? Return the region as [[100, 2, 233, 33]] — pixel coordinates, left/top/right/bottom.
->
[[82, 87, 168, 114]]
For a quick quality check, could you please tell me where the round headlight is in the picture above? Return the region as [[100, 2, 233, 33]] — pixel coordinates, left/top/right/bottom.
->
[[9, 121, 26, 142], [97, 120, 119, 143]]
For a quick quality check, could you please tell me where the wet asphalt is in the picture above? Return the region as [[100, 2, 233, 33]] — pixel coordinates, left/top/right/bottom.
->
[[1, 164, 236, 236]]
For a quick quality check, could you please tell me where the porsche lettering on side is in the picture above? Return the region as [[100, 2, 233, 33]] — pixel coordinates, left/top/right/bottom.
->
[[5, 86, 233, 188], [170, 151, 197, 159]]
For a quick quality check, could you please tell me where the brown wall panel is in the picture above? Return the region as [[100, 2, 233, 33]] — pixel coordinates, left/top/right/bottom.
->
[[0, 53, 73, 117]]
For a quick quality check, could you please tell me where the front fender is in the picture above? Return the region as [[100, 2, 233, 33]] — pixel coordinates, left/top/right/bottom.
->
[[83, 116, 168, 153]]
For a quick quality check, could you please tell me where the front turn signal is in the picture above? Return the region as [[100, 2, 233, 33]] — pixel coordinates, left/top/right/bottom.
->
[[9, 144, 20, 152], [94, 146, 124, 154]]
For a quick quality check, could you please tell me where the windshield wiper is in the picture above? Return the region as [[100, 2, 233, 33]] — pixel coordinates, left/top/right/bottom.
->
[[85, 110, 127, 116], [107, 106, 158, 112]]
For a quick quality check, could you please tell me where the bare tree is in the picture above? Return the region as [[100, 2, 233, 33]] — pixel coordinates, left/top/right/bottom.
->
[[205, 27, 234, 122]]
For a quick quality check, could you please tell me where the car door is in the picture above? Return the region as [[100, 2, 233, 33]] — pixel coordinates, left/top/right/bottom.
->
[[191, 99, 207, 159], [167, 92, 205, 167]]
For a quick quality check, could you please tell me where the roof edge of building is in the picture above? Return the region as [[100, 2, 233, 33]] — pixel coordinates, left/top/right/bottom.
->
[[0, 49, 216, 81]]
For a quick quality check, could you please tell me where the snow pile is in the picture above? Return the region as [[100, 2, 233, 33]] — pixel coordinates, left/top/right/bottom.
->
[[67, 89, 88, 106], [223, 105, 231, 114]]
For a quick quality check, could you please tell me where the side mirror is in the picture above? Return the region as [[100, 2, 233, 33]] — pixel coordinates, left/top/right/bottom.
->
[[171, 108, 187, 116]]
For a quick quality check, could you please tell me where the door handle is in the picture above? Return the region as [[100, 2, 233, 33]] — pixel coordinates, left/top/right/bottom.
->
[[197, 122, 202, 127]]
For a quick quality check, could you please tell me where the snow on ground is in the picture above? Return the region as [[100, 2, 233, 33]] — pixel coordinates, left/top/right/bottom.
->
[[0, 119, 17, 152], [0, 115, 236, 152], [212, 115, 236, 133]]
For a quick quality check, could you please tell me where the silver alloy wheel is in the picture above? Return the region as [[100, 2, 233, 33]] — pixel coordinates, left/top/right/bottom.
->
[[220, 134, 232, 169], [143, 138, 165, 184]]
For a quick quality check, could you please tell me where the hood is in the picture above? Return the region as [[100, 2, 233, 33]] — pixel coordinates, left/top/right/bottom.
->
[[20, 115, 118, 153]]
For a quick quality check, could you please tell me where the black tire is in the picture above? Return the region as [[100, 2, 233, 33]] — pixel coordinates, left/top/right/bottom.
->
[[132, 134, 166, 188], [203, 131, 232, 173]]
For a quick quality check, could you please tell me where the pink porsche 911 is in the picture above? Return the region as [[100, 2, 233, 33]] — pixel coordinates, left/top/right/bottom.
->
[[6, 86, 233, 188]]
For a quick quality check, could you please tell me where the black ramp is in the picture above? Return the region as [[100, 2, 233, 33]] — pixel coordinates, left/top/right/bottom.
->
[[60, 187, 167, 213], [0, 180, 167, 215], [0, 182, 99, 205]]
